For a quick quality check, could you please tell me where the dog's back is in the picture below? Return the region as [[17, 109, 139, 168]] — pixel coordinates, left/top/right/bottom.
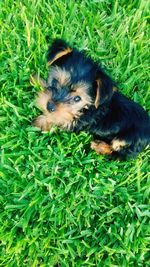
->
[[98, 92, 150, 158]]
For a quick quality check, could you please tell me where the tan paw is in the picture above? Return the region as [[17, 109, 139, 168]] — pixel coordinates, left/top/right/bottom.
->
[[111, 139, 127, 151], [33, 115, 52, 132], [91, 141, 113, 155]]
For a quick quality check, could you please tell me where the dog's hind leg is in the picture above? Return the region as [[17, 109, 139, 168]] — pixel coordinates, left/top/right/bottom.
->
[[91, 140, 113, 155]]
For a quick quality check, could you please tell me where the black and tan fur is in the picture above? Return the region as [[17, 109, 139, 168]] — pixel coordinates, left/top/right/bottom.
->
[[31, 39, 150, 159]]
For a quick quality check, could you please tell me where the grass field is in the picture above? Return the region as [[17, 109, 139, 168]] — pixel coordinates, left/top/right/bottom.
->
[[0, 0, 150, 266]]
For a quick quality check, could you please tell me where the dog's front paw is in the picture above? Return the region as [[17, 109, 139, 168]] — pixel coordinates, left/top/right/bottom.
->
[[33, 115, 52, 132], [91, 141, 112, 155]]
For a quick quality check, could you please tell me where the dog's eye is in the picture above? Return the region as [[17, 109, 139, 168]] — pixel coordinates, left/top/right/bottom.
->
[[52, 79, 58, 87], [74, 96, 81, 102], [47, 102, 56, 112]]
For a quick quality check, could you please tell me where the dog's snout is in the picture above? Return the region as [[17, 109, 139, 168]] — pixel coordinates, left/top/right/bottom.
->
[[47, 102, 56, 112]]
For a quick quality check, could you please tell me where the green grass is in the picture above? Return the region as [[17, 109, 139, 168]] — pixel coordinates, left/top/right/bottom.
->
[[0, 0, 150, 266]]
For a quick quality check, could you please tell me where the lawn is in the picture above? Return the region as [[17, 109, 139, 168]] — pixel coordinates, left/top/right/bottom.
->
[[0, 0, 150, 266]]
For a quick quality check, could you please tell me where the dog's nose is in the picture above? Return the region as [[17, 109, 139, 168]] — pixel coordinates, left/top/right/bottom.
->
[[47, 102, 56, 112]]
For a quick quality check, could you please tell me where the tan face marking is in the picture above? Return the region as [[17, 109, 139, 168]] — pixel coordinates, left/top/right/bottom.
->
[[34, 91, 75, 130], [34, 66, 94, 130], [70, 82, 92, 112], [36, 90, 52, 112], [35, 80, 92, 130], [48, 66, 71, 87]]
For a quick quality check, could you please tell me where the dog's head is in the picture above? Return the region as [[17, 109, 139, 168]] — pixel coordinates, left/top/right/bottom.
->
[[35, 39, 115, 129]]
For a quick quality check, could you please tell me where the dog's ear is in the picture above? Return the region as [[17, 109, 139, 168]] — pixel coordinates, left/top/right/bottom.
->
[[94, 75, 116, 108], [47, 39, 72, 66]]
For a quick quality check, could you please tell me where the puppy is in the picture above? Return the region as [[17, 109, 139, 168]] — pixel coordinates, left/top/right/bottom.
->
[[31, 39, 150, 159]]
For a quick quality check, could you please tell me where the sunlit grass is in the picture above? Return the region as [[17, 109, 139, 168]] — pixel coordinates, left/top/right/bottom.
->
[[0, 0, 149, 266]]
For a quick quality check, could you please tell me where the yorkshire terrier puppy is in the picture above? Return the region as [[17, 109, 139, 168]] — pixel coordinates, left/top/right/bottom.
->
[[31, 39, 150, 159]]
